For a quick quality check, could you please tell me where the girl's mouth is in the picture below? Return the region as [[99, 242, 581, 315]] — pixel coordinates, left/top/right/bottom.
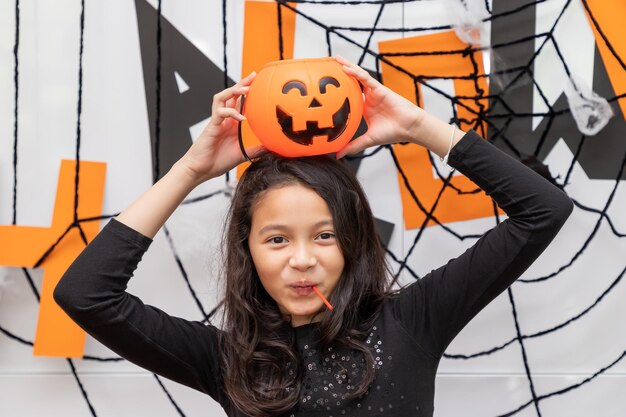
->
[[290, 285, 314, 296], [288, 284, 334, 310]]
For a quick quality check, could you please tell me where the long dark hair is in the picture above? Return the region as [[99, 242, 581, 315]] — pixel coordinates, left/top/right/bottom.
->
[[219, 153, 390, 416]]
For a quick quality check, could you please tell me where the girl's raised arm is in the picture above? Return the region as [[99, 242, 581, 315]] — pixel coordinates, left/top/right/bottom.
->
[[334, 57, 573, 357], [53, 74, 259, 408], [116, 72, 259, 238]]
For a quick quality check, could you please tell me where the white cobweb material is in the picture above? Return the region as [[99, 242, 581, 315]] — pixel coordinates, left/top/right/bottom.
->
[[565, 74, 614, 136], [443, 0, 490, 46], [0, 267, 16, 301]]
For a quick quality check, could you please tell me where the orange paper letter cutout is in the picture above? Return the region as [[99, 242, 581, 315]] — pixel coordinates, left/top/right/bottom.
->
[[238, 0, 297, 176], [583, 0, 626, 120], [378, 32, 501, 229], [0, 160, 106, 357]]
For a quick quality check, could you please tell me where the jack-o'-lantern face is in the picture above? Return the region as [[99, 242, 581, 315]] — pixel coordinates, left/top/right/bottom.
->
[[276, 77, 350, 146], [244, 58, 364, 157]]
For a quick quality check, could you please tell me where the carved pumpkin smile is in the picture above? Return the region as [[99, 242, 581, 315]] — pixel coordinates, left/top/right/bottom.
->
[[276, 98, 350, 146]]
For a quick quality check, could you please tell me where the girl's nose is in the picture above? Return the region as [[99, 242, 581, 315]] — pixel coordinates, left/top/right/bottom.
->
[[288, 245, 318, 270]]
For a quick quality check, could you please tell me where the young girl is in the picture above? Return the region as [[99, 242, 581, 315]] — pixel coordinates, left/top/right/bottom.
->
[[54, 57, 573, 417]]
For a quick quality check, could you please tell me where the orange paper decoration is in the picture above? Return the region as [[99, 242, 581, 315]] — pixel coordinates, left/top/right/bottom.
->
[[378, 31, 502, 229], [0, 160, 106, 357], [238, 0, 298, 175], [583, 0, 626, 120]]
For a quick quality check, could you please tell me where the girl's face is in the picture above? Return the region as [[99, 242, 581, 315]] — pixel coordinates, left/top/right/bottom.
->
[[248, 184, 345, 327]]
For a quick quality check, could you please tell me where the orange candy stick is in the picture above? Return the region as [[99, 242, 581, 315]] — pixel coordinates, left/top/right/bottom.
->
[[312, 286, 334, 311]]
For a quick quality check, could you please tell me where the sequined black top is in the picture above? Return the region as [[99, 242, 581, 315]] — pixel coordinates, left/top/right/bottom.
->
[[55, 130, 573, 416]]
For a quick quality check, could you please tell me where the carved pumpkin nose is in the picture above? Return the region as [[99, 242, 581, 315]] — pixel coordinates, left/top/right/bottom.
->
[[309, 98, 322, 108]]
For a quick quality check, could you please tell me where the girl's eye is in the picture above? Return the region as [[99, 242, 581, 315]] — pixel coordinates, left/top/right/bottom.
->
[[317, 232, 335, 240], [269, 236, 286, 244]]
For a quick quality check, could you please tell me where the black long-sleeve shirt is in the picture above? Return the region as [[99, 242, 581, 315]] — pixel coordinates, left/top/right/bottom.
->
[[54, 131, 573, 416]]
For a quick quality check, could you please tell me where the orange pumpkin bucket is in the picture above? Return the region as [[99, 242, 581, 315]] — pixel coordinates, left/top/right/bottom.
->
[[243, 57, 364, 157]]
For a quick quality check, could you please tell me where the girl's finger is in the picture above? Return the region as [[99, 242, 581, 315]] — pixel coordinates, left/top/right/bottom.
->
[[225, 95, 238, 109], [335, 134, 374, 159], [240, 71, 256, 85], [235, 95, 243, 113], [214, 107, 246, 122], [212, 86, 250, 117], [213, 85, 249, 106], [343, 65, 379, 91], [211, 72, 255, 116], [334, 55, 380, 90], [334, 54, 352, 67]]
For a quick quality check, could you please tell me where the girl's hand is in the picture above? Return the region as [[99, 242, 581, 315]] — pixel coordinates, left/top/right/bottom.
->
[[334, 55, 426, 158], [177, 72, 262, 184]]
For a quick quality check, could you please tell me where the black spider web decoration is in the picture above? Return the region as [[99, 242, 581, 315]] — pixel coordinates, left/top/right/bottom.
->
[[2, 1, 625, 416], [276, 2, 625, 417]]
